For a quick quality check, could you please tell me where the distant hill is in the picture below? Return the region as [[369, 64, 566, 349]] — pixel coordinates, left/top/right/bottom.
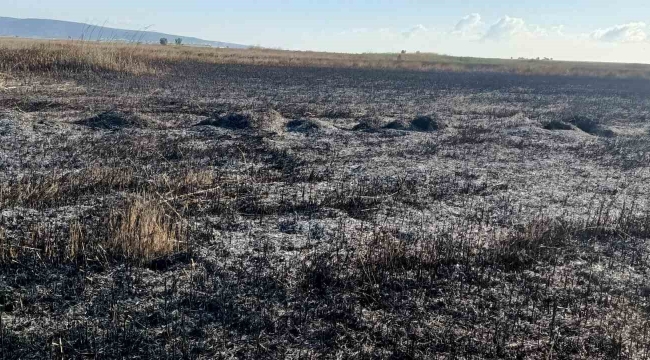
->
[[0, 16, 247, 48]]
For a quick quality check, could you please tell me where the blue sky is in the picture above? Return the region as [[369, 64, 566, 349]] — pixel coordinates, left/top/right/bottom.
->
[[2, 0, 650, 62]]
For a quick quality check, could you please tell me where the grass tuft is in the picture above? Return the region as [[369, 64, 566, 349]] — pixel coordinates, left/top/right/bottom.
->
[[107, 196, 186, 262]]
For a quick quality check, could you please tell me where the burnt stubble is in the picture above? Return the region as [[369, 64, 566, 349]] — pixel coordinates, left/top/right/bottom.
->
[[1, 54, 650, 359]]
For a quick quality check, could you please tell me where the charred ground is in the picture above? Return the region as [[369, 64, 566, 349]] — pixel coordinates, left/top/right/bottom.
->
[[1, 58, 650, 359]]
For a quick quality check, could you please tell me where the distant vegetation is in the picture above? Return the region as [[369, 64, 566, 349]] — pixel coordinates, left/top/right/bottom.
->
[[0, 37, 649, 79]]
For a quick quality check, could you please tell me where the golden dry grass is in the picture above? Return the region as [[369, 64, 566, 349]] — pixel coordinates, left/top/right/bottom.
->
[[68, 220, 84, 262], [107, 196, 186, 261], [1, 37, 649, 78], [0, 196, 184, 264]]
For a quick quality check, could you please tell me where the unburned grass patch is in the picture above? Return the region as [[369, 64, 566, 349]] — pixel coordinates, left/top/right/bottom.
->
[[0, 41, 160, 75], [106, 196, 187, 262]]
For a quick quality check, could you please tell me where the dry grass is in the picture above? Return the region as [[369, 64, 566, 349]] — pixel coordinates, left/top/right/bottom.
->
[[0, 226, 9, 263], [0, 39, 157, 75], [68, 220, 84, 262], [0, 196, 185, 265], [0, 167, 137, 209], [107, 196, 186, 261], [1, 37, 649, 78]]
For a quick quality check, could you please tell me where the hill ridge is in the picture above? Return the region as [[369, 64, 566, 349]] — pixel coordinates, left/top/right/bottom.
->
[[0, 16, 246, 48]]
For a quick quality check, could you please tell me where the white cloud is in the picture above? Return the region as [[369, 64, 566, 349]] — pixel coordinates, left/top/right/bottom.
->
[[591, 22, 647, 43], [337, 28, 369, 35], [454, 13, 483, 33], [551, 25, 565, 36], [402, 24, 428, 38], [483, 16, 530, 41]]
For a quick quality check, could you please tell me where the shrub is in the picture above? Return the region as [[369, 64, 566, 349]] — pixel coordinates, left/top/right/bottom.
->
[[175, 38, 183, 46], [160, 38, 168, 46]]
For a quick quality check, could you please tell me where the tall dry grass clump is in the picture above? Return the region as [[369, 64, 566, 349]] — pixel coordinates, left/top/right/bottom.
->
[[107, 196, 186, 261], [0, 40, 159, 75], [68, 220, 84, 262]]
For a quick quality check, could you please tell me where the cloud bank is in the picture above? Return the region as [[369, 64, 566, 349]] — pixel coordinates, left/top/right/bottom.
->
[[290, 14, 650, 64], [483, 16, 529, 40], [591, 22, 647, 43]]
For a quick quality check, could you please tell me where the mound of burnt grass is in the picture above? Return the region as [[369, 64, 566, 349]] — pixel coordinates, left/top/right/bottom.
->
[[197, 109, 285, 132], [543, 120, 573, 131], [286, 118, 322, 133], [383, 119, 409, 130], [352, 116, 384, 131], [197, 112, 250, 129], [383, 115, 444, 132], [410, 115, 444, 131], [75, 111, 155, 130], [566, 115, 615, 137]]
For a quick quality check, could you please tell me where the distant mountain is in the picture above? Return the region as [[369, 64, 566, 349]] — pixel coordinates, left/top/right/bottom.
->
[[0, 17, 247, 48]]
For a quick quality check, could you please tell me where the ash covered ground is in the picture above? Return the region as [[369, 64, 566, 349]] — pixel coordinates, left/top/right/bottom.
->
[[1, 64, 650, 358]]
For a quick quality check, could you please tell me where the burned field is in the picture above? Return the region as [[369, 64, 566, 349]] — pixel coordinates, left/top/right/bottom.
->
[[1, 59, 650, 359]]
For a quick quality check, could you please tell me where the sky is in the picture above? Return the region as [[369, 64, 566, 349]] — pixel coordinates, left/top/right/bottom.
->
[[2, 0, 650, 63]]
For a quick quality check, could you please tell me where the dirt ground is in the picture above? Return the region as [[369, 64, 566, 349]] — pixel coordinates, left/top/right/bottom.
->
[[1, 63, 650, 359]]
